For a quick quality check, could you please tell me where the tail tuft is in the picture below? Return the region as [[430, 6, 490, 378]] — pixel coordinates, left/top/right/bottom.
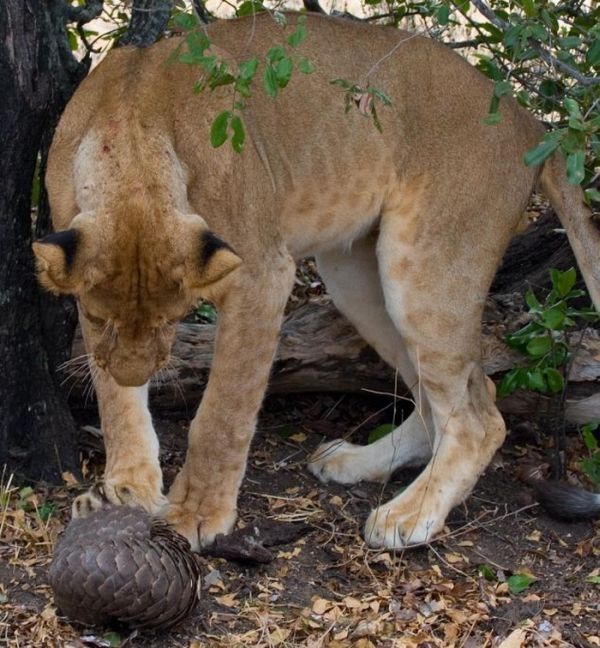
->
[[534, 480, 600, 520]]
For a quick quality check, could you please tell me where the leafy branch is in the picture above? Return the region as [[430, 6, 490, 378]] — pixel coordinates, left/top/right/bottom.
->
[[174, 11, 314, 153], [498, 268, 598, 398]]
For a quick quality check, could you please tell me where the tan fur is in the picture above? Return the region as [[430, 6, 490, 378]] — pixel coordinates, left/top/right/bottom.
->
[[35, 14, 600, 549]]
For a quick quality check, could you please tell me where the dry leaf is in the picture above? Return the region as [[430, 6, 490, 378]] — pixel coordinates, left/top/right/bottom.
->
[[215, 593, 237, 607], [312, 597, 332, 615], [498, 628, 528, 648]]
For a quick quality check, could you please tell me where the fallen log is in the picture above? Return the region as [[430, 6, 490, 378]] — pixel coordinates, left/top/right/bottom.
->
[[67, 298, 600, 423]]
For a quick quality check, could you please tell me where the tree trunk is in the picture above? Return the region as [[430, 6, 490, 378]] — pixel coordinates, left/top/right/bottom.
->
[[0, 0, 180, 482], [0, 1, 87, 483], [67, 299, 600, 424]]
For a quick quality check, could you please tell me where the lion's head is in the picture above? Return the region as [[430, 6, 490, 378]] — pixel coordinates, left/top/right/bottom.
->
[[33, 206, 241, 386]]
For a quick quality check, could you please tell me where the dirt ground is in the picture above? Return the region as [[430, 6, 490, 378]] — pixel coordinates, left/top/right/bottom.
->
[[1, 389, 599, 648]]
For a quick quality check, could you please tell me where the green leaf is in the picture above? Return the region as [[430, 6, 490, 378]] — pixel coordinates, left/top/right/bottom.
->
[[67, 29, 78, 52], [230, 115, 245, 154], [520, 0, 536, 17], [236, 0, 265, 17], [566, 150, 585, 185], [507, 573, 536, 594], [587, 39, 600, 66], [498, 368, 525, 397], [275, 56, 293, 88], [580, 456, 600, 489], [174, 12, 198, 31], [584, 188, 600, 205], [368, 87, 392, 106], [586, 575, 600, 585], [298, 57, 315, 74], [103, 632, 122, 648], [209, 72, 235, 90], [38, 501, 55, 522], [563, 97, 582, 119], [18, 486, 34, 499], [526, 370, 547, 393], [581, 422, 599, 451], [493, 81, 513, 98], [526, 336, 552, 358], [558, 36, 581, 49], [330, 78, 353, 90], [185, 31, 210, 57], [482, 112, 502, 126], [524, 137, 560, 167], [476, 58, 503, 81], [368, 423, 394, 444], [436, 3, 450, 25], [210, 110, 231, 149], [524, 289, 541, 311], [273, 11, 287, 26], [541, 306, 566, 330], [288, 15, 307, 48], [551, 267, 577, 297], [266, 45, 285, 64], [477, 564, 497, 581], [263, 66, 278, 98], [238, 57, 258, 82], [550, 342, 569, 367], [196, 302, 217, 323], [544, 368, 564, 393]]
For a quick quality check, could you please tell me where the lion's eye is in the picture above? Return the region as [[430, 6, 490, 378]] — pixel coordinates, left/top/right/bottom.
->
[[81, 307, 106, 328]]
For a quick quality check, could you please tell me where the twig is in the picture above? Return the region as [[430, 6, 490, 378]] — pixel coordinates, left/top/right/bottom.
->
[[63, 0, 104, 24], [470, 0, 600, 86]]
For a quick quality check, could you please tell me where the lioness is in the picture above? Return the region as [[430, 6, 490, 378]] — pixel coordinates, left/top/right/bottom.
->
[[33, 13, 600, 550]]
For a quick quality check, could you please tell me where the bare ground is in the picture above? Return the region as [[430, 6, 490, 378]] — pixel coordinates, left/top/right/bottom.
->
[[1, 390, 599, 648]]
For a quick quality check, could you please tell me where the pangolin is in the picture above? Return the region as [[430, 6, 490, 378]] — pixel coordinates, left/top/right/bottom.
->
[[49, 505, 201, 629]]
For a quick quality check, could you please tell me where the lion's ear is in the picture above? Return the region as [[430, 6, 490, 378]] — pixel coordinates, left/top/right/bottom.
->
[[195, 231, 242, 288], [32, 229, 81, 295]]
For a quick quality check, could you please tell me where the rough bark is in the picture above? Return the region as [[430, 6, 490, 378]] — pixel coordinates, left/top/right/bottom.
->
[[0, 0, 91, 482], [0, 0, 176, 483], [118, 0, 173, 47]]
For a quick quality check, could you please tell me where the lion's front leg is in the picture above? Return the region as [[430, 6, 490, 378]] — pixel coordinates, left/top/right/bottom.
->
[[73, 374, 166, 518], [167, 256, 295, 550]]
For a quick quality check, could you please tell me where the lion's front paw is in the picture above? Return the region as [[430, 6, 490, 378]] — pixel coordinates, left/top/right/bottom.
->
[[72, 483, 107, 518], [363, 499, 443, 549], [73, 464, 167, 519], [308, 440, 387, 484], [165, 503, 236, 552]]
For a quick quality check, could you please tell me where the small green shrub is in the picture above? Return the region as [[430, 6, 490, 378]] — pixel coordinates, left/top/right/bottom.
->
[[580, 420, 600, 488], [498, 267, 598, 398]]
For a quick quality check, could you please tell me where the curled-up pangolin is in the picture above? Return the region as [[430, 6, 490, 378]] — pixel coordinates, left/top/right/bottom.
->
[[49, 505, 201, 630]]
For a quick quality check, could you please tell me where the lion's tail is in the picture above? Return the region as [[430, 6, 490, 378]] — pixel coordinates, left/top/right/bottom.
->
[[539, 154, 600, 310], [534, 480, 600, 520]]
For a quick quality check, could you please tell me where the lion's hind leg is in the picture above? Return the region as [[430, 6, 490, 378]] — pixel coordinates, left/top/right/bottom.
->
[[363, 192, 509, 548], [308, 232, 434, 486]]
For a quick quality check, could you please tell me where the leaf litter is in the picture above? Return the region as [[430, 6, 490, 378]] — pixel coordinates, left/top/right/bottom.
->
[[1, 397, 599, 647]]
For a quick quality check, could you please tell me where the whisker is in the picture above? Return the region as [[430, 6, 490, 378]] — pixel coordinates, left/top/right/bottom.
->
[[57, 353, 91, 372]]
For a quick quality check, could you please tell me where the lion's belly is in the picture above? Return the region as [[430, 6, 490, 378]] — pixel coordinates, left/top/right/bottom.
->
[[281, 180, 385, 259]]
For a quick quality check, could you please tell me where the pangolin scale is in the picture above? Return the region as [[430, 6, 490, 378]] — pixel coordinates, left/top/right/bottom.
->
[[49, 505, 201, 629]]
